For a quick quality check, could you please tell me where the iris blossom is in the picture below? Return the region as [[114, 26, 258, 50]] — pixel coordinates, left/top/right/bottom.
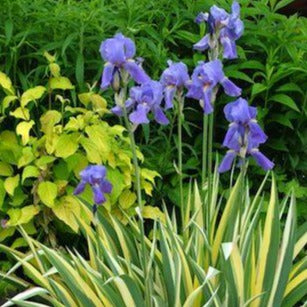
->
[[112, 80, 169, 126], [100, 33, 150, 90], [186, 59, 241, 113], [219, 98, 274, 173], [160, 60, 189, 109], [74, 165, 112, 205], [194, 2, 244, 59]]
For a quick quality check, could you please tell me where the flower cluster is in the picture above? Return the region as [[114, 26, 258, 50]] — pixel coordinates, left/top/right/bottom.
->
[[112, 80, 169, 125], [74, 165, 112, 206], [218, 98, 274, 173], [194, 1, 243, 59], [100, 33, 150, 90], [186, 60, 241, 113], [160, 60, 189, 109]]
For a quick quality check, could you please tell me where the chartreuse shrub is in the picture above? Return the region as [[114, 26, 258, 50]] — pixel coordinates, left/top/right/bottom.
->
[[1, 172, 306, 306], [0, 53, 159, 245]]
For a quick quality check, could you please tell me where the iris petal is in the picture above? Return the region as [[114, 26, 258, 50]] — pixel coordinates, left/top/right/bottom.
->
[[218, 151, 236, 173], [154, 107, 169, 125], [101, 63, 115, 90], [123, 61, 150, 84], [193, 34, 210, 51], [220, 35, 237, 59], [164, 86, 176, 109], [129, 104, 150, 124], [74, 182, 86, 195], [250, 150, 274, 171], [220, 77, 241, 96], [92, 185, 106, 204]]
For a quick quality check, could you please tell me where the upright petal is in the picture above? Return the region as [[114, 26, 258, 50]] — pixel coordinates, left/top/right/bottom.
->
[[250, 150, 274, 171], [220, 77, 241, 96], [101, 63, 115, 90], [231, 1, 240, 19], [124, 61, 150, 84], [218, 151, 236, 173], [195, 12, 209, 24], [193, 34, 210, 51], [129, 104, 150, 124], [224, 98, 251, 123], [154, 107, 169, 125]]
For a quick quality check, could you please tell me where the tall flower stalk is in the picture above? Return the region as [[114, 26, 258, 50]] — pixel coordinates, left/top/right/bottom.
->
[[161, 60, 189, 228], [191, 1, 244, 225]]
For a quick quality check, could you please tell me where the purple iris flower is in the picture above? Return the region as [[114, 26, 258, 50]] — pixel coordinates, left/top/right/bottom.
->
[[194, 2, 244, 59], [111, 80, 169, 126], [186, 59, 241, 113], [160, 60, 190, 109], [219, 98, 274, 173], [74, 165, 112, 205], [100, 33, 150, 90]]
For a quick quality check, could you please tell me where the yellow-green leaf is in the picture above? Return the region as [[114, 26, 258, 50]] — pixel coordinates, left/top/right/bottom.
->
[[10, 107, 30, 120], [21, 86, 46, 107], [143, 206, 166, 223], [40, 110, 61, 136], [52, 196, 80, 232], [49, 63, 61, 77], [17, 147, 35, 168], [37, 181, 57, 207], [44, 51, 56, 63], [0, 161, 13, 176], [49, 77, 74, 90], [55, 133, 79, 158], [7, 205, 40, 226], [2, 95, 18, 111], [16, 120, 35, 145], [119, 190, 137, 209], [0, 72, 15, 95], [4, 174, 19, 196], [22, 165, 39, 183]]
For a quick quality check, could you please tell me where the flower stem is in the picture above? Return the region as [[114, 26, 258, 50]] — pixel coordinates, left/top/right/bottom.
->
[[207, 113, 214, 210], [177, 94, 184, 229], [122, 105, 151, 307], [201, 114, 208, 188]]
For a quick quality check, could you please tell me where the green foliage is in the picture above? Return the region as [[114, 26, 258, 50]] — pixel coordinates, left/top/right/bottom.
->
[[2, 172, 306, 305], [0, 58, 159, 244]]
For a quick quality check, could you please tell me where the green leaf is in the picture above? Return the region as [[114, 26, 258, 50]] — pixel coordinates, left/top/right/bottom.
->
[[0, 179, 6, 208], [55, 133, 79, 158], [119, 190, 137, 209], [4, 174, 19, 196], [251, 83, 267, 96], [18, 147, 35, 168], [49, 77, 74, 90], [269, 94, 299, 112], [0, 71, 15, 95], [37, 181, 58, 207], [0, 161, 13, 176]]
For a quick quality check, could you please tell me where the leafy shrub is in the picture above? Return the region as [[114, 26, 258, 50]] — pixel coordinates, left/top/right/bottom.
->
[[0, 54, 159, 245], [2, 173, 306, 306]]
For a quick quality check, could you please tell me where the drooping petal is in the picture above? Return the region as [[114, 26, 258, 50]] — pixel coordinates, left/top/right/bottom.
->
[[100, 180, 113, 194], [220, 35, 237, 59], [220, 77, 241, 97], [153, 106, 169, 125], [202, 88, 214, 114], [92, 185, 106, 204], [248, 121, 267, 146], [101, 63, 115, 90], [250, 150, 274, 171], [74, 181, 86, 195], [218, 151, 236, 173], [129, 104, 150, 124], [164, 86, 176, 109], [193, 34, 210, 51], [123, 61, 150, 84], [111, 105, 123, 117], [222, 123, 241, 151]]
